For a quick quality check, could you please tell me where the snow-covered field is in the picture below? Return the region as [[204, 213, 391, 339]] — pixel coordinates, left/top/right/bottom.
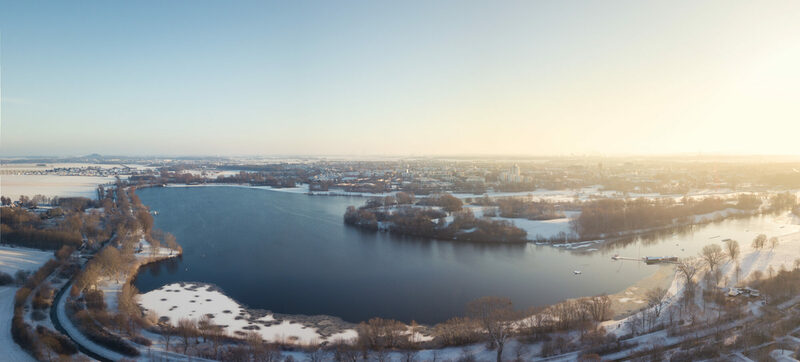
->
[[139, 282, 358, 345], [0, 174, 115, 200], [493, 212, 578, 241], [1, 163, 149, 171], [720, 230, 800, 287], [0, 246, 54, 362], [0, 245, 53, 275]]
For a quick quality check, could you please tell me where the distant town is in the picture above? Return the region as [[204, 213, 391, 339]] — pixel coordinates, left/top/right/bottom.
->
[[4, 154, 798, 197]]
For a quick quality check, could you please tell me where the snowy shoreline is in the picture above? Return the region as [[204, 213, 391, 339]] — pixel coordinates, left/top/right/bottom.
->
[[138, 282, 359, 345]]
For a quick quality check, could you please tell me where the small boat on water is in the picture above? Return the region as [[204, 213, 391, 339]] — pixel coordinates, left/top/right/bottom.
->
[[573, 270, 582, 275]]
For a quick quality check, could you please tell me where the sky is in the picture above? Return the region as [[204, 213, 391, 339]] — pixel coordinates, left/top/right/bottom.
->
[[1, 0, 799, 157]]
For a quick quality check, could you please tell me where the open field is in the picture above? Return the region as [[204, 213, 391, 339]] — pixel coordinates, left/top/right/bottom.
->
[[0, 245, 54, 362], [0, 245, 53, 275], [0, 174, 115, 200]]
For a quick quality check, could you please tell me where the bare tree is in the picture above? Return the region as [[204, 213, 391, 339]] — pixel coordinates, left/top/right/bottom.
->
[[677, 258, 702, 286], [582, 294, 611, 322], [308, 347, 328, 362], [724, 239, 740, 261], [466, 296, 518, 362], [160, 324, 175, 352], [149, 237, 161, 257], [513, 343, 529, 362], [357, 317, 407, 349], [206, 324, 225, 359], [402, 349, 417, 362], [646, 287, 667, 318], [752, 234, 767, 250], [176, 318, 197, 354], [700, 244, 726, 272], [197, 314, 214, 343], [769, 236, 779, 249]]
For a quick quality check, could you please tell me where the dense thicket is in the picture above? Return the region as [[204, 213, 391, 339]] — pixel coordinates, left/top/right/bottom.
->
[[496, 198, 564, 220], [571, 195, 764, 238], [416, 194, 464, 212], [10, 258, 71, 360], [767, 192, 798, 212], [345, 205, 527, 243], [1, 202, 111, 250], [1, 225, 82, 250]]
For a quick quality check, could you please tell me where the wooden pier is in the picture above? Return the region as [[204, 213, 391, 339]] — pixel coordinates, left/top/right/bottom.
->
[[612, 254, 679, 264]]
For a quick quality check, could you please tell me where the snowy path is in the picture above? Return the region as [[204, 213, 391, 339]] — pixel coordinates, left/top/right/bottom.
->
[[0, 287, 37, 362]]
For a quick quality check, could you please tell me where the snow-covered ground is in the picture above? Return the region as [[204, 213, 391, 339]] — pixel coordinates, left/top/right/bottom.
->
[[720, 230, 800, 287], [0, 245, 54, 362], [0, 245, 53, 275], [771, 349, 799, 362], [0, 174, 116, 200], [492, 212, 578, 241], [139, 282, 358, 345]]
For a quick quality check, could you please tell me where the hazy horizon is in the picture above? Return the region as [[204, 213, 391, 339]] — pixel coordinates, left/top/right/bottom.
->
[[2, 0, 800, 156], [5, 152, 800, 162]]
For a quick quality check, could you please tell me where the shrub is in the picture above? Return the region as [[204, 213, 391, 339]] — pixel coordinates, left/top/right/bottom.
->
[[14, 287, 32, 308], [36, 325, 78, 355], [84, 289, 106, 311], [71, 308, 140, 356], [15, 270, 30, 285], [132, 335, 152, 346], [0, 271, 13, 285], [11, 314, 42, 360]]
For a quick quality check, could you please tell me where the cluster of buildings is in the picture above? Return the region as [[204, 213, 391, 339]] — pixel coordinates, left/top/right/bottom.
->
[[0, 164, 152, 178], [498, 164, 527, 183]]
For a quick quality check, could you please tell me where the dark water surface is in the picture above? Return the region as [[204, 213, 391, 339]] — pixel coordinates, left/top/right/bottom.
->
[[135, 186, 792, 324]]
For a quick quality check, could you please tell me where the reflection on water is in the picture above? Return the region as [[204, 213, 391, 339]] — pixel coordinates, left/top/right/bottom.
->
[[135, 186, 799, 324]]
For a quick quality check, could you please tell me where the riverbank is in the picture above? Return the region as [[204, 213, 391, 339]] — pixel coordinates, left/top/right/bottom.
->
[[608, 264, 676, 319]]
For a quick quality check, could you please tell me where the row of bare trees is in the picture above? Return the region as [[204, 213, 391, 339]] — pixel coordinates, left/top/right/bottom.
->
[[353, 294, 614, 362], [66, 184, 181, 357]]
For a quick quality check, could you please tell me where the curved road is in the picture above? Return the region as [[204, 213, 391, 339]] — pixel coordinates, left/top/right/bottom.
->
[[50, 278, 113, 362]]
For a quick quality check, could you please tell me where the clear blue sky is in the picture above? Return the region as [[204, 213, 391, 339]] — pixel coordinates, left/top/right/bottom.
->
[[2, 0, 799, 156]]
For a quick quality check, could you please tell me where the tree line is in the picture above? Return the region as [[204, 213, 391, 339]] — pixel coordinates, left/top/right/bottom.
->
[[570, 194, 777, 239]]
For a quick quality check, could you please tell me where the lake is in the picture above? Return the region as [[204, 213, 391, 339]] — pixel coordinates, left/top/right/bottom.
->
[[134, 186, 799, 324]]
